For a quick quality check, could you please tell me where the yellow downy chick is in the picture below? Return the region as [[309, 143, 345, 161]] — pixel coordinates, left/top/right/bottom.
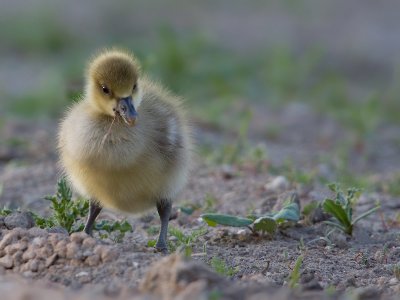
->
[[58, 49, 191, 252]]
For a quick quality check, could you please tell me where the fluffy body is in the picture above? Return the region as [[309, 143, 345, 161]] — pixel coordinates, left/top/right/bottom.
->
[[58, 53, 191, 214]]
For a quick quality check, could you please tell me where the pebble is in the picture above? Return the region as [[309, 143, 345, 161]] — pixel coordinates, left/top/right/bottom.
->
[[85, 254, 100, 267], [0, 255, 13, 269], [0, 232, 17, 249], [29, 259, 40, 272], [4, 212, 35, 229], [330, 231, 348, 249], [75, 271, 89, 277], [45, 253, 58, 268], [82, 237, 96, 248], [70, 232, 88, 244], [100, 247, 119, 263], [66, 243, 80, 260], [28, 227, 48, 237]]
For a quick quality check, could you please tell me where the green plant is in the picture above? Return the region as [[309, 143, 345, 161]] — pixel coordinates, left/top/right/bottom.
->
[[210, 257, 238, 277], [201, 196, 300, 235], [322, 183, 380, 235], [288, 255, 303, 289], [148, 226, 207, 253], [34, 178, 132, 240], [40, 178, 89, 233], [0, 206, 12, 216], [167, 226, 207, 253], [94, 220, 133, 243]]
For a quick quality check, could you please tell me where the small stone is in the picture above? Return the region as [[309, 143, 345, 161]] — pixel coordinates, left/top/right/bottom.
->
[[4, 212, 35, 229], [75, 271, 89, 277], [264, 176, 289, 193], [82, 237, 97, 248], [6, 242, 28, 256], [37, 245, 54, 259], [388, 277, 399, 286], [330, 231, 348, 249], [29, 259, 39, 272], [28, 227, 48, 237], [0, 231, 17, 249], [32, 237, 46, 248], [22, 248, 36, 261], [70, 232, 88, 244], [101, 247, 119, 263], [0, 255, 13, 269], [45, 253, 58, 268], [66, 242, 80, 259], [85, 254, 100, 266], [13, 250, 24, 266], [54, 240, 68, 258]]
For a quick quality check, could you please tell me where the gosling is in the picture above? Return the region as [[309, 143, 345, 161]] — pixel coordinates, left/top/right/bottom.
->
[[58, 49, 191, 252]]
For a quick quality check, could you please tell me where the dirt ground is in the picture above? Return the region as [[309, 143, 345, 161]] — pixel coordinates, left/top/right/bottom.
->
[[0, 103, 399, 299], [1, 1, 400, 299]]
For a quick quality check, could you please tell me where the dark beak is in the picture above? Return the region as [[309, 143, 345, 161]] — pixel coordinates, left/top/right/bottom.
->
[[117, 96, 137, 126]]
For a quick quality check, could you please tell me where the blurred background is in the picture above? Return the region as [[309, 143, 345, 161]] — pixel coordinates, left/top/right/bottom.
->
[[1, 0, 400, 207]]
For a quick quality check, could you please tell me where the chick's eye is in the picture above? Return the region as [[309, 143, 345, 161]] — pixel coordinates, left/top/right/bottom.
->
[[132, 83, 137, 91], [102, 85, 110, 94]]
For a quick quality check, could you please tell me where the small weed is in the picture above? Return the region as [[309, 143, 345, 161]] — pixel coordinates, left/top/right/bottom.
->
[[94, 220, 133, 243], [0, 206, 12, 217], [210, 257, 238, 277], [167, 226, 207, 253], [201, 196, 300, 236], [34, 178, 132, 240], [288, 255, 303, 289], [39, 178, 89, 233], [322, 183, 380, 235]]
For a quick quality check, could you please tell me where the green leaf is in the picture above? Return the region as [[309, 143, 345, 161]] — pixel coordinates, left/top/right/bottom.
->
[[302, 201, 318, 216], [352, 205, 381, 225], [272, 202, 300, 223], [179, 206, 195, 215], [323, 199, 352, 231], [201, 213, 253, 227], [327, 183, 338, 193], [323, 220, 347, 233], [253, 217, 277, 234], [288, 255, 303, 289]]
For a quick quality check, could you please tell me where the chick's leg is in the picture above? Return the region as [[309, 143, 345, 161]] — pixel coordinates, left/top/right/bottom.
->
[[155, 199, 172, 253], [84, 201, 102, 235]]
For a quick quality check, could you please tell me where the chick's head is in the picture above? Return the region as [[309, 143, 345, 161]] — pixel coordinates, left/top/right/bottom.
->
[[87, 50, 142, 126]]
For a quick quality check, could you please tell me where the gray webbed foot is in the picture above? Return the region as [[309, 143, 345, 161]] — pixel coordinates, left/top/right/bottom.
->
[[155, 199, 172, 254], [83, 200, 102, 236]]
